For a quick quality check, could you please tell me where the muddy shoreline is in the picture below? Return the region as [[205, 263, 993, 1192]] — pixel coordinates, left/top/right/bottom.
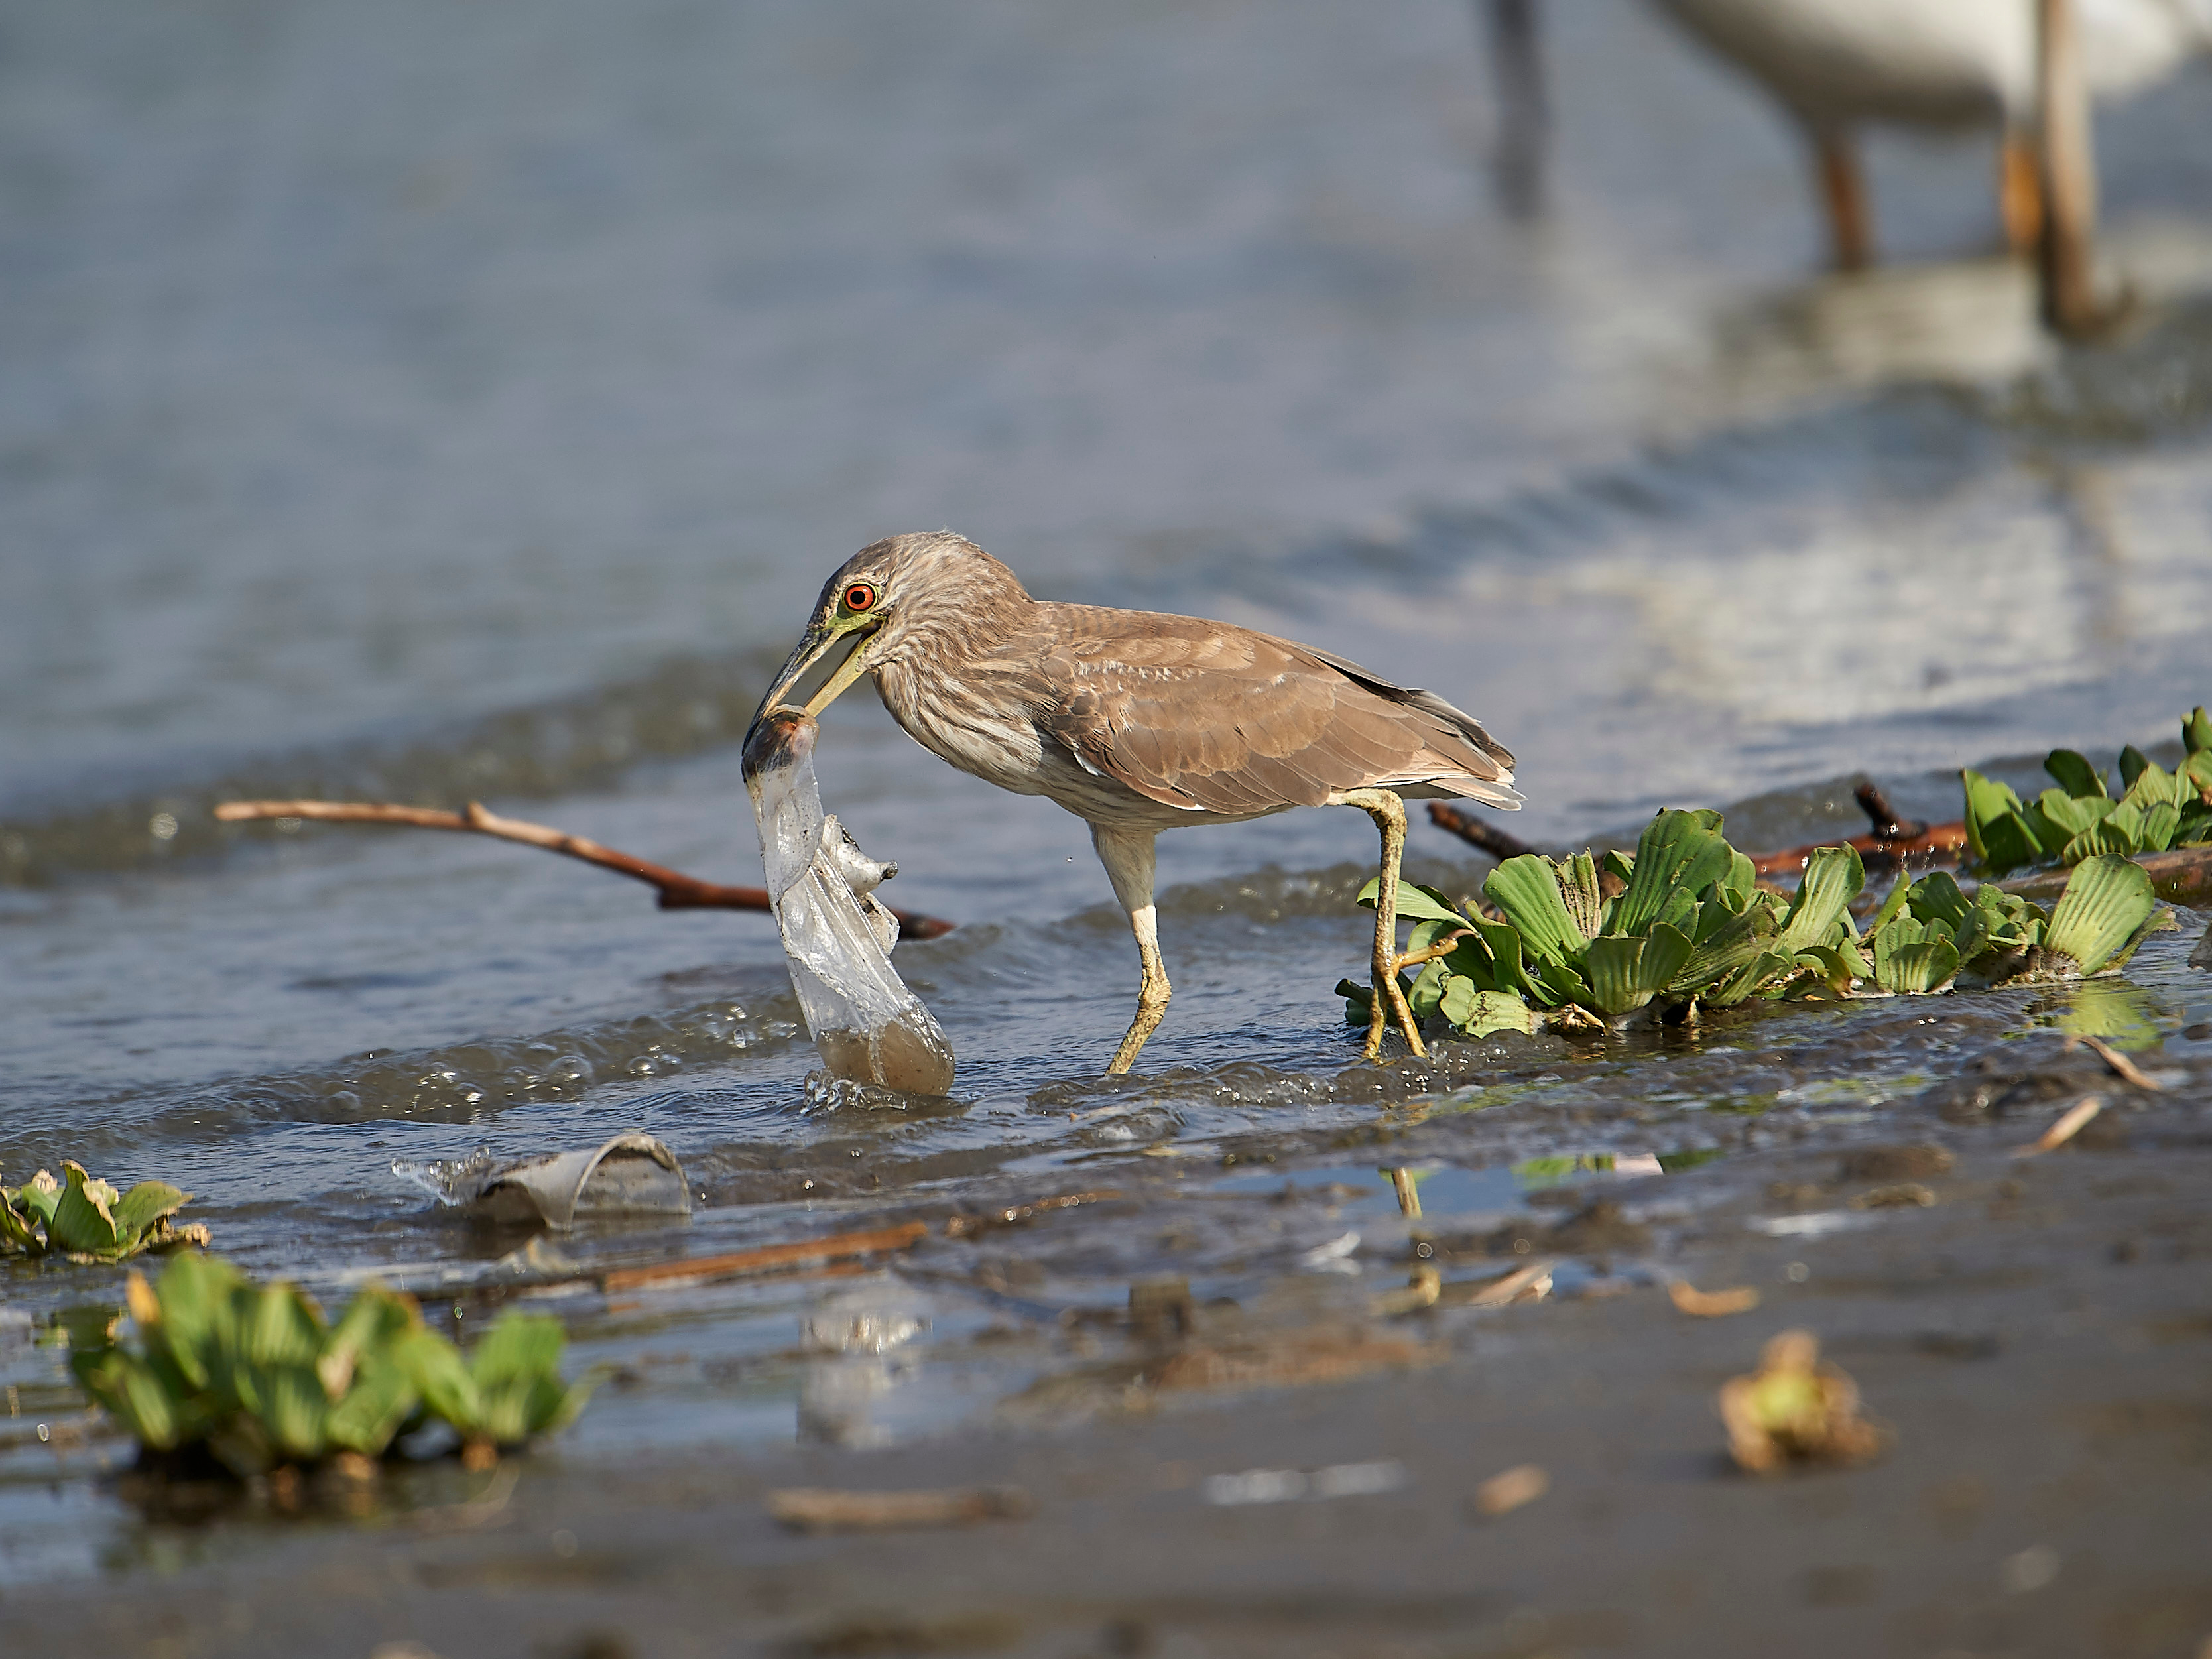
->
[[11, 946, 2209, 1659]]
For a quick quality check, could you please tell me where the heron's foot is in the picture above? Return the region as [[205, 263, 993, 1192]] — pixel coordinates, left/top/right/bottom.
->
[[1339, 786, 1428, 1064], [1363, 967, 1428, 1062], [1105, 967, 1173, 1075]]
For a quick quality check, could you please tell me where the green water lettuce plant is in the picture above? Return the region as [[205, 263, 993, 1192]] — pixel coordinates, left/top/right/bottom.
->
[[71, 1252, 591, 1477], [1, 1163, 209, 1264], [1965, 708, 2212, 877], [1342, 810, 2169, 1041]]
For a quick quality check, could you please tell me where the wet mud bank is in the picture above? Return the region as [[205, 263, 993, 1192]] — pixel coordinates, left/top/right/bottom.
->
[[20, 1140, 2211, 1659], [10, 923, 2209, 1658]]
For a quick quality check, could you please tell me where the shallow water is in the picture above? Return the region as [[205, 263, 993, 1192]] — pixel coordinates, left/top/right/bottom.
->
[[3, 0, 2211, 1585]]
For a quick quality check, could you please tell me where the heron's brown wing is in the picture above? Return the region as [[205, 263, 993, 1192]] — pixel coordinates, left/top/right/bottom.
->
[[1033, 606, 1519, 814]]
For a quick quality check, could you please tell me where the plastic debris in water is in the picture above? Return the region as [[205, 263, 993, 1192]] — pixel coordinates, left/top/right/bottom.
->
[[392, 1134, 690, 1227], [743, 707, 955, 1094]]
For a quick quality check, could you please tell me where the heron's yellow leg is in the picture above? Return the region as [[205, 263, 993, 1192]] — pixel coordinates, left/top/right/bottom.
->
[[1092, 824, 1171, 1075], [1106, 904, 1172, 1075], [1339, 788, 1426, 1061]]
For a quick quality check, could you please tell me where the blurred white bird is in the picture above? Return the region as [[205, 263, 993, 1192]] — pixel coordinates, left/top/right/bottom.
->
[[1648, 0, 2212, 267]]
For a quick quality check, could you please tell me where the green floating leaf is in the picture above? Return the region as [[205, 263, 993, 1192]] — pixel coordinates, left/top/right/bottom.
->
[[1583, 925, 1694, 1017], [1905, 871, 1974, 931], [110, 1182, 192, 1243], [0, 1198, 37, 1254], [1961, 770, 2044, 874], [1718, 849, 1758, 912], [2036, 789, 2113, 842], [1355, 878, 1467, 930], [74, 1249, 590, 1478], [2043, 855, 2158, 975], [324, 1355, 419, 1457], [2, 1164, 206, 1263], [2185, 707, 2212, 757], [1450, 917, 1530, 998], [466, 1312, 589, 1447], [2118, 745, 2150, 793], [1871, 913, 1960, 993], [15, 1171, 63, 1231], [2043, 749, 2105, 800], [1336, 978, 1372, 1024], [2138, 800, 2181, 854], [1407, 959, 1450, 1023], [1707, 950, 1798, 1008], [1440, 981, 1535, 1038], [2120, 760, 2185, 814], [1483, 856, 1588, 969], [1672, 901, 1782, 995], [2185, 749, 2212, 800], [1558, 851, 1607, 940], [1777, 846, 1865, 953], [1613, 810, 1732, 937], [49, 1163, 123, 1257]]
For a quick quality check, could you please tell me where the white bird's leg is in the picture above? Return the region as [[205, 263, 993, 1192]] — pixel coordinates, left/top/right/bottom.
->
[[1093, 825, 1170, 1075], [1999, 127, 2044, 256], [1812, 131, 1872, 271], [1339, 788, 1426, 1062]]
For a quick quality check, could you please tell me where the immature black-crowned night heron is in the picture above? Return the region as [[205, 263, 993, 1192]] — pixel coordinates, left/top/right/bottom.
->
[[749, 532, 1520, 1074]]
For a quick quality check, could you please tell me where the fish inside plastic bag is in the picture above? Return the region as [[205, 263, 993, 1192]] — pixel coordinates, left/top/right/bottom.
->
[[742, 707, 956, 1094]]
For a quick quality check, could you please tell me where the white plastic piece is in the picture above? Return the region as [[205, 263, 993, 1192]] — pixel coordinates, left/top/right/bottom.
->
[[393, 1133, 691, 1228], [744, 710, 955, 1093]]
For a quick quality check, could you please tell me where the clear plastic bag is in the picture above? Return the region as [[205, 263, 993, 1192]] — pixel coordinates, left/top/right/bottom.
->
[[743, 709, 956, 1094]]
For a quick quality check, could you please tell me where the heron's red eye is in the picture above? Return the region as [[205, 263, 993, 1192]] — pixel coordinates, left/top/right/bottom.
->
[[843, 582, 878, 613]]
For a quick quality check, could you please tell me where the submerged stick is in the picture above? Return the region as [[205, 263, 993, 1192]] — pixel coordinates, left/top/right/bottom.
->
[[1427, 790, 1968, 878], [214, 798, 955, 939], [2014, 1095, 2103, 1157], [2067, 1033, 2160, 1091], [1750, 782, 1971, 877], [767, 1485, 1033, 1532], [2002, 844, 2212, 907], [1425, 803, 1540, 863], [597, 1219, 929, 1293]]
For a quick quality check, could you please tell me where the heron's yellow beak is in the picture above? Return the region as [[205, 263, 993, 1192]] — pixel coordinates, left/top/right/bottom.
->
[[751, 615, 881, 729]]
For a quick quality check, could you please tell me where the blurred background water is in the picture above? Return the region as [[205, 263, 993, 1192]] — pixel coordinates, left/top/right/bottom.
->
[[3, 0, 2211, 1565]]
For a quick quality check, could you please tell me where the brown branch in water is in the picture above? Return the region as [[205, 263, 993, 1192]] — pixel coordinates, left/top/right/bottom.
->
[[1751, 778, 1970, 876], [1851, 781, 1920, 842], [1750, 823, 1972, 878], [2013, 1094, 2102, 1158], [212, 798, 956, 940], [1426, 790, 1968, 879], [2003, 843, 2212, 907], [1425, 803, 1541, 863], [597, 1219, 930, 1293], [2065, 1032, 2160, 1091]]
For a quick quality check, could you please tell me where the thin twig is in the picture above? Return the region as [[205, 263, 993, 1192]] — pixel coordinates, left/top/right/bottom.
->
[[1667, 1280, 1760, 1318], [214, 798, 955, 939], [1424, 796, 1969, 879], [597, 1220, 929, 1294], [1425, 804, 1540, 863], [1852, 781, 1924, 843], [2013, 1095, 2103, 1157], [411, 1463, 521, 1532], [2067, 1034, 2160, 1091], [1749, 819, 1971, 878], [767, 1485, 1033, 1532]]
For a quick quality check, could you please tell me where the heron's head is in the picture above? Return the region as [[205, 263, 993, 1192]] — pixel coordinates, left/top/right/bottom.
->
[[749, 532, 1026, 725]]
